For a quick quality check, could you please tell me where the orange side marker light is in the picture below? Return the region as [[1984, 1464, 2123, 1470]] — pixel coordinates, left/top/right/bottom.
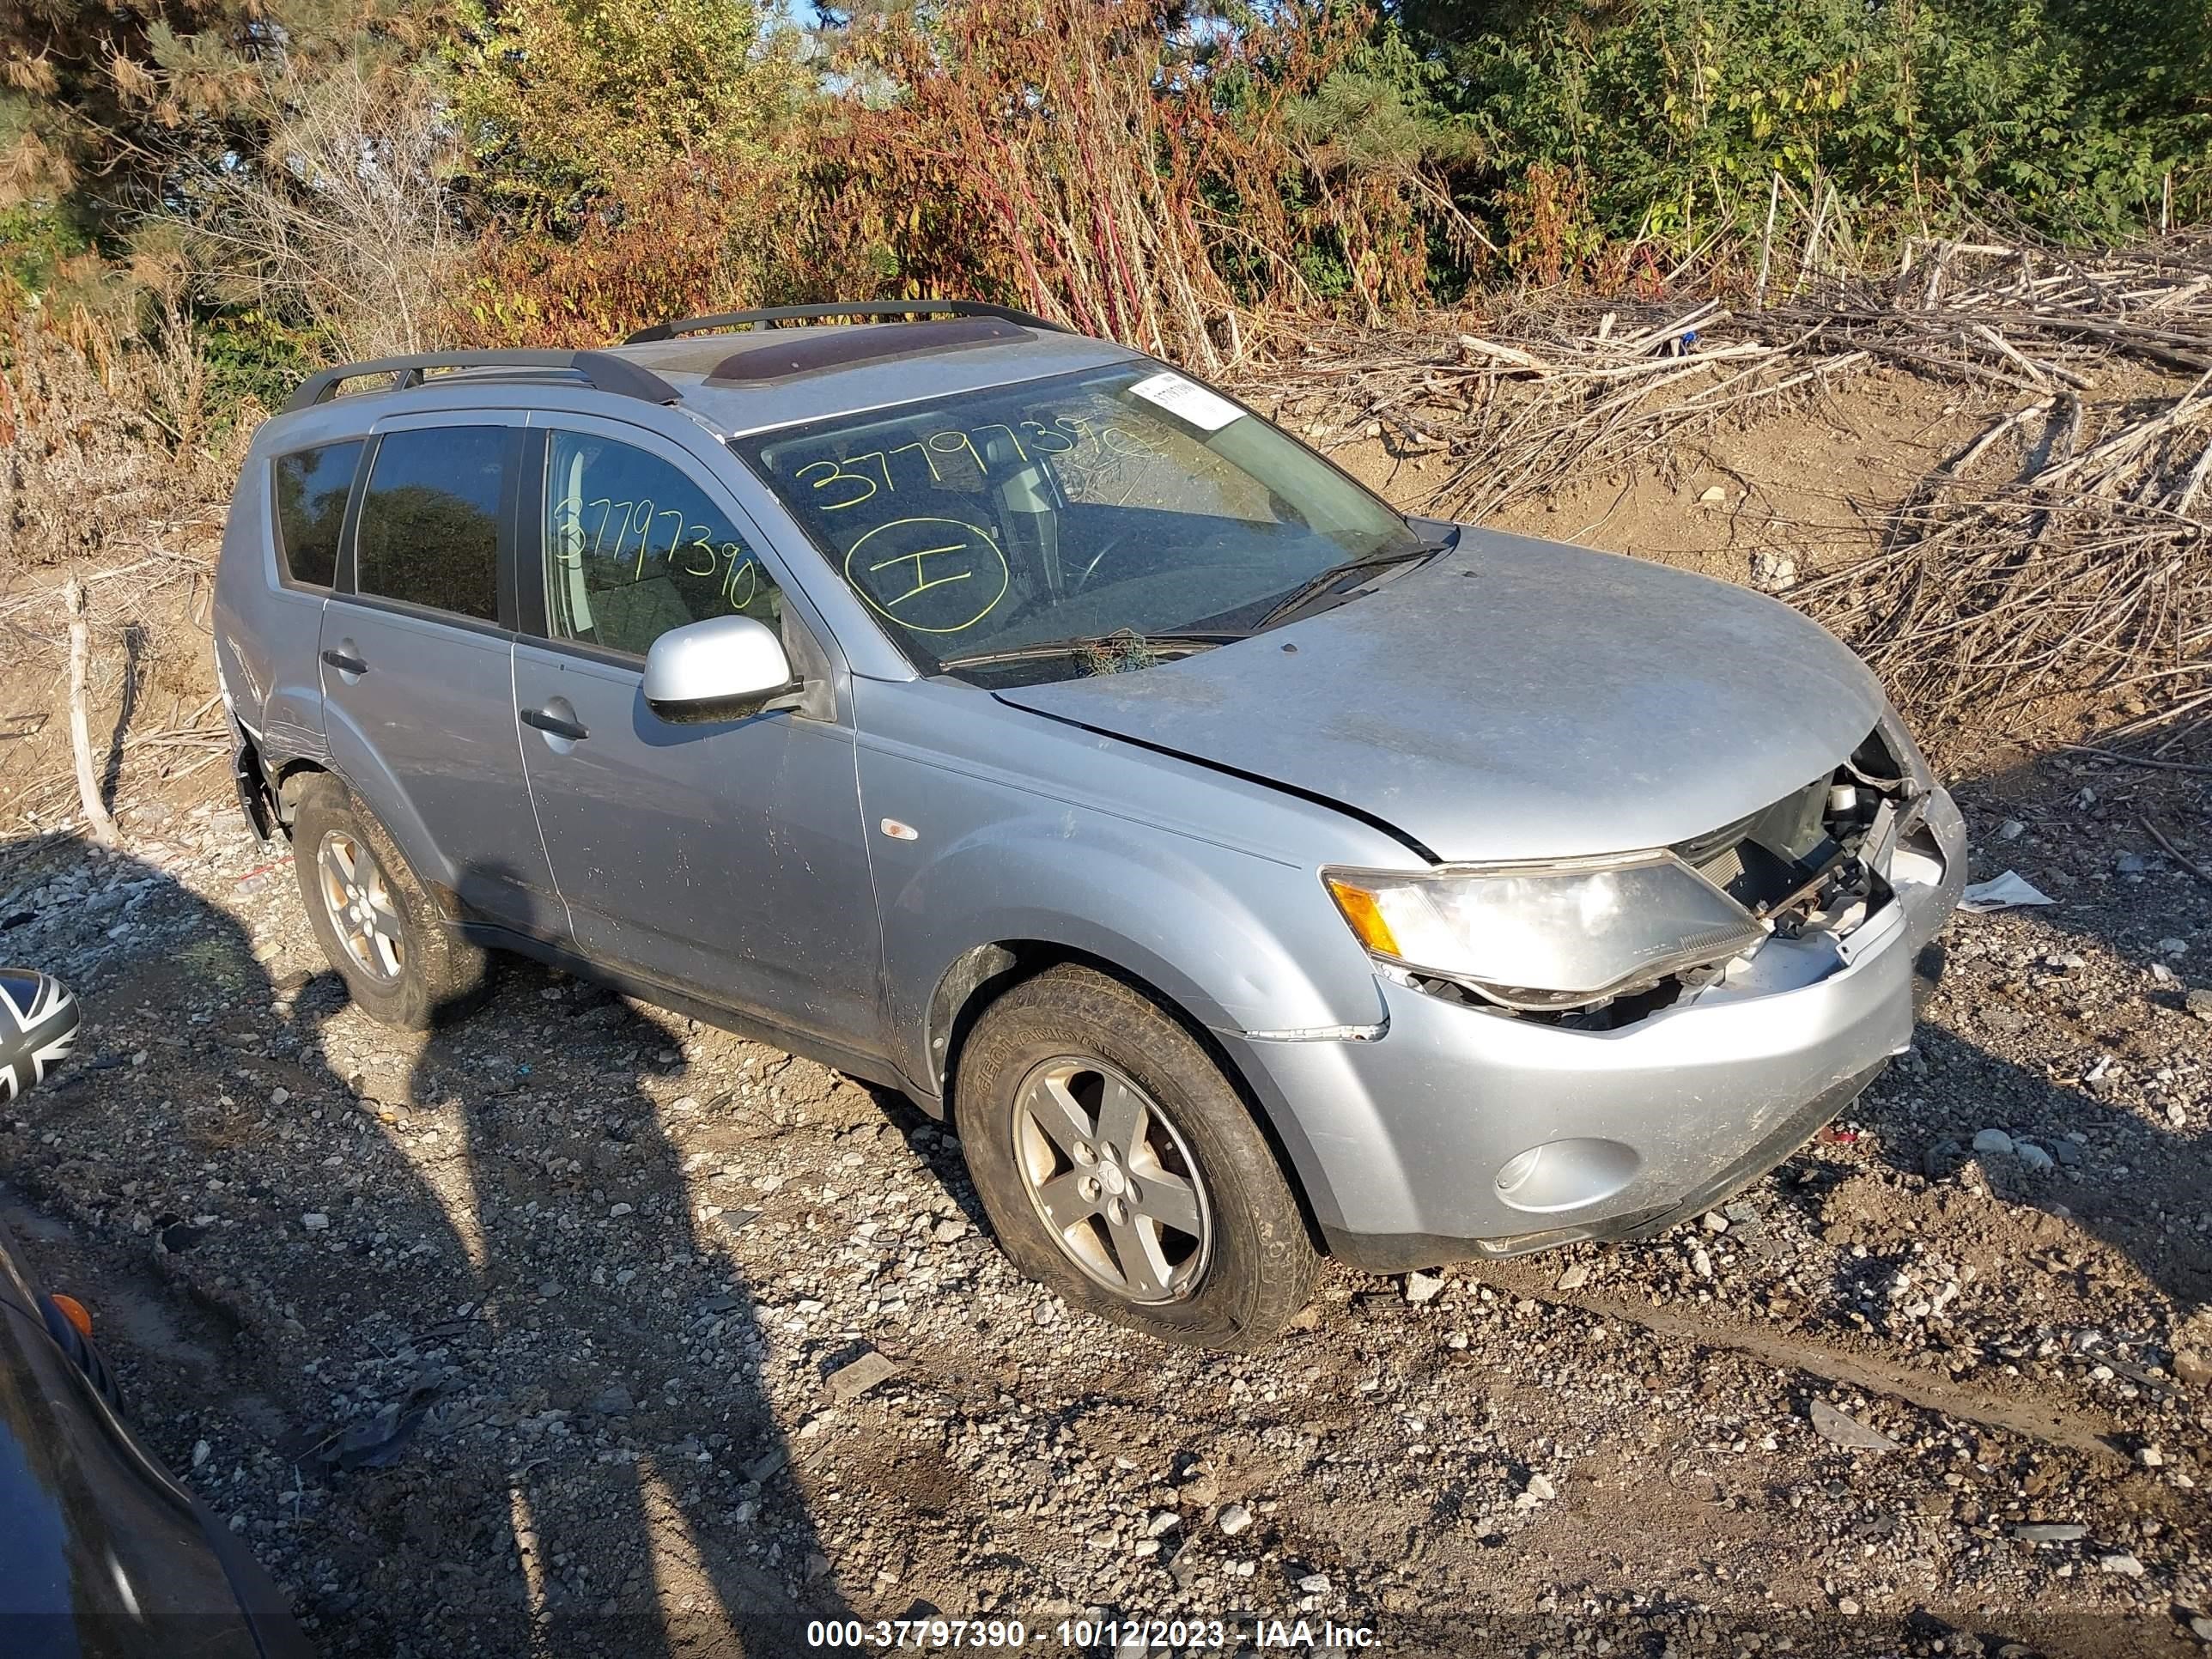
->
[[48, 1295, 93, 1339]]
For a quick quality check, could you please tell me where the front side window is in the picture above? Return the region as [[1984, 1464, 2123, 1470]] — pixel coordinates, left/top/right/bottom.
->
[[733, 364, 1420, 684], [355, 427, 506, 623], [540, 431, 781, 657], [271, 441, 362, 589]]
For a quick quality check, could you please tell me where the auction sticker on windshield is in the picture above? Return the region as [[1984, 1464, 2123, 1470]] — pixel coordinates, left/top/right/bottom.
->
[[1127, 370, 1243, 432]]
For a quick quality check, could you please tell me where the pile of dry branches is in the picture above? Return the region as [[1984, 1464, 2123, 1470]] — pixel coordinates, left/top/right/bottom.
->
[[1232, 233, 2212, 729], [1785, 236, 2212, 726], [1233, 295, 1872, 524]]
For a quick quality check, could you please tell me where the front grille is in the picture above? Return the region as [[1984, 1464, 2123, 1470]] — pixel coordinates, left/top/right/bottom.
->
[[1694, 842, 1746, 890], [1672, 772, 1838, 911], [1672, 810, 1758, 869]]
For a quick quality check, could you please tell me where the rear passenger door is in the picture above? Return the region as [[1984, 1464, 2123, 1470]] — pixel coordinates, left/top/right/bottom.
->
[[510, 417, 882, 1051], [318, 414, 563, 939]]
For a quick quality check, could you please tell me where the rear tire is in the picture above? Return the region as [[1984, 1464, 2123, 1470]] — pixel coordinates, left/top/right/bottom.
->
[[955, 965, 1318, 1349], [289, 774, 486, 1030]]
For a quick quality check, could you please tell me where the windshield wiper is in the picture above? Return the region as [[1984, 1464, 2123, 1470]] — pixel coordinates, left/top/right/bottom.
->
[[1254, 537, 1454, 631], [937, 629, 1245, 672]]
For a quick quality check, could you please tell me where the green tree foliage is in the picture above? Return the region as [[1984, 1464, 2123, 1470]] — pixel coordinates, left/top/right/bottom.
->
[[1393, 0, 2212, 264], [449, 0, 807, 232]]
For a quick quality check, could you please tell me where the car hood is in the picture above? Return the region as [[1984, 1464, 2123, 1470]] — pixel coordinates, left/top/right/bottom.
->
[[992, 527, 1888, 862]]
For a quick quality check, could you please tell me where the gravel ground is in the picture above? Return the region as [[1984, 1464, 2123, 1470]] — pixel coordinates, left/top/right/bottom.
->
[[1, 744, 2208, 1659]]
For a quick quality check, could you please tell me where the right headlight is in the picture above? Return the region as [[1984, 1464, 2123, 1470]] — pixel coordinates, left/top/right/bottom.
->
[[1322, 852, 1768, 1011]]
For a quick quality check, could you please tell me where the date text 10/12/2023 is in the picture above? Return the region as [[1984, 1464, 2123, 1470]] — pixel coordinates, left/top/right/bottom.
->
[[804, 1616, 1382, 1650]]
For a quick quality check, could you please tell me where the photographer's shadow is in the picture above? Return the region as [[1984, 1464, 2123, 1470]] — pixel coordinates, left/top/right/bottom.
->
[[404, 855, 848, 1656]]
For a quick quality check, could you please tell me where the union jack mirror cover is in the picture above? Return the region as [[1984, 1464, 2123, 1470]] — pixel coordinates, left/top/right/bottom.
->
[[0, 969, 78, 1103]]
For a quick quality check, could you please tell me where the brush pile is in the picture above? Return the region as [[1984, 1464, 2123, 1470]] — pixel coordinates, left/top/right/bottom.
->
[[1233, 233, 2212, 729], [1783, 237, 2212, 726], [1235, 296, 1873, 525]]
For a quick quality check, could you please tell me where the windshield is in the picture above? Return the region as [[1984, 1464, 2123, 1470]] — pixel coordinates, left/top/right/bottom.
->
[[732, 364, 1422, 683]]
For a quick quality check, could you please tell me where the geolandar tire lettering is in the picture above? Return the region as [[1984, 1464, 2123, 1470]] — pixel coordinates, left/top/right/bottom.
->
[[954, 964, 1318, 1350], [289, 773, 488, 1030]]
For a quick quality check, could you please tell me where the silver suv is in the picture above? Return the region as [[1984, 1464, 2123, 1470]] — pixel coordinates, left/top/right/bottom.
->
[[213, 303, 1966, 1348]]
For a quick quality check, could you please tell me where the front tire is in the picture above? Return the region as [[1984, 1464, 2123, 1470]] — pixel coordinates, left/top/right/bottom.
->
[[289, 774, 486, 1030], [955, 965, 1318, 1349]]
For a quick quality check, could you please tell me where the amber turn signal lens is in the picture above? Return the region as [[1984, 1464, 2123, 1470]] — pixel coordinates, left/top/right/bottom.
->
[[48, 1294, 93, 1339], [1324, 877, 1401, 959]]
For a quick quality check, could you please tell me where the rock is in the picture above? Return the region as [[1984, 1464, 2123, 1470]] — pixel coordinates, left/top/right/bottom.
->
[[2174, 1349, 2210, 1389], [1146, 1510, 1179, 1538], [2117, 853, 2150, 874], [2013, 1522, 2088, 1543], [1298, 1573, 1331, 1594], [1923, 1137, 1966, 1178], [1836, 1598, 1862, 1615], [2186, 989, 2212, 1024], [2140, 1445, 2166, 1468], [825, 1349, 899, 1403], [1217, 1503, 1252, 1537], [1403, 1272, 1445, 1305], [2015, 1142, 2056, 1175], [301, 1212, 330, 1231], [2160, 937, 2191, 956], [1998, 818, 2025, 842], [2189, 1614, 2212, 1643], [191, 1439, 210, 1469], [1555, 1262, 1590, 1291], [1971, 1128, 2015, 1157], [1701, 1211, 1729, 1234], [2051, 1138, 2082, 1168], [1526, 1473, 1556, 1501], [1698, 485, 1727, 505], [1809, 1399, 1902, 1454], [2100, 1552, 2146, 1577], [609, 1202, 634, 1218], [591, 1386, 635, 1417]]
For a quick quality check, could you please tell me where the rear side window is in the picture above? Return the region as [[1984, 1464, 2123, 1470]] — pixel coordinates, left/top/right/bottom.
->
[[271, 441, 362, 589], [355, 427, 507, 623]]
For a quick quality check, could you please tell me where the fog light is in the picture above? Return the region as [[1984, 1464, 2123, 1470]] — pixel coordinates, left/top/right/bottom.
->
[[1494, 1146, 1542, 1195], [1492, 1138, 1642, 1214]]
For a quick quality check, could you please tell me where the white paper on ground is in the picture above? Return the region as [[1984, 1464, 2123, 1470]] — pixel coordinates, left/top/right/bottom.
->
[[1127, 370, 1244, 432], [1959, 871, 2057, 913]]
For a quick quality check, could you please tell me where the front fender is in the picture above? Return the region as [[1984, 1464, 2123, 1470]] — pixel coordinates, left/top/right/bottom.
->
[[873, 793, 1384, 1097]]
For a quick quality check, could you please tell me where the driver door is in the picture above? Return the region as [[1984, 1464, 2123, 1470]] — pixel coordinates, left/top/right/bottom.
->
[[509, 416, 882, 1052]]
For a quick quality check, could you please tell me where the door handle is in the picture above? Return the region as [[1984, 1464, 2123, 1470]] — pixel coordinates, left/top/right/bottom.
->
[[520, 707, 589, 742], [320, 648, 368, 676]]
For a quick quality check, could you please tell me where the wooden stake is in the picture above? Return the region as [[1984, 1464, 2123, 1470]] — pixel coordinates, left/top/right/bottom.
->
[[64, 575, 121, 849], [1753, 172, 1781, 311]]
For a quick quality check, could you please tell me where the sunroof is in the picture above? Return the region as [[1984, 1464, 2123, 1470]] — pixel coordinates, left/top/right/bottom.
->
[[703, 316, 1029, 384]]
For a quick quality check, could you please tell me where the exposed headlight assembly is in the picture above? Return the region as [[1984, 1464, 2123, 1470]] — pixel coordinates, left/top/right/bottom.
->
[[1323, 853, 1768, 1012]]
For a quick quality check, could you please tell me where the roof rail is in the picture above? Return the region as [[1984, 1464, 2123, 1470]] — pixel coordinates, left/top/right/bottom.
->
[[624, 300, 1064, 345], [282, 349, 680, 415]]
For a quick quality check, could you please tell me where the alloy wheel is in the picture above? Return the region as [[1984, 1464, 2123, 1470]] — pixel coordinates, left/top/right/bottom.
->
[[1011, 1057, 1211, 1304], [316, 830, 405, 982]]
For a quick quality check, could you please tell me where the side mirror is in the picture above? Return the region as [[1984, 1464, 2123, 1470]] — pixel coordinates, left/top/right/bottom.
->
[[642, 616, 803, 726]]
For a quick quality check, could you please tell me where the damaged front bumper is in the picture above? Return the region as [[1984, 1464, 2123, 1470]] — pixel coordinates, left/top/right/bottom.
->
[[1224, 786, 1967, 1273]]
